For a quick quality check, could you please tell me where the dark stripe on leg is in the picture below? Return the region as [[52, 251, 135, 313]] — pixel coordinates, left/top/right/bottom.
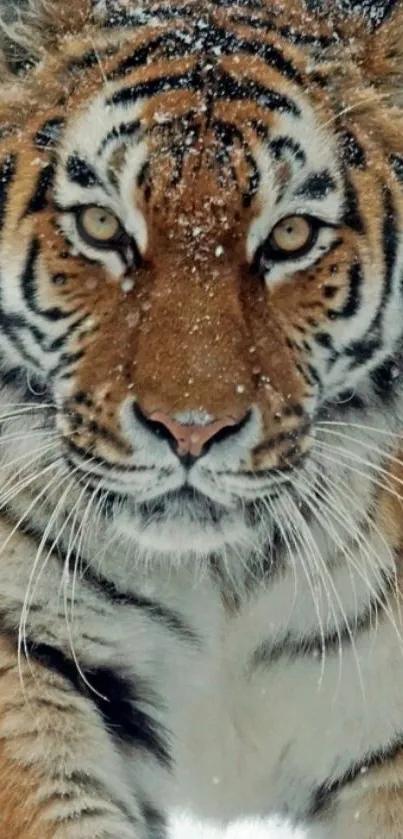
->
[[309, 737, 403, 819], [140, 800, 167, 839], [25, 642, 172, 767], [83, 565, 200, 645], [251, 575, 392, 668]]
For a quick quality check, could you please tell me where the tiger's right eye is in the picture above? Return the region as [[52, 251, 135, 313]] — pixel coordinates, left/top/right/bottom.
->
[[76, 205, 124, 249], [269, 215, 315, 257]]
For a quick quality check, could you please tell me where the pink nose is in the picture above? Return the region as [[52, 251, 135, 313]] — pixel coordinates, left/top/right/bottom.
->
[[147, 411, 240, 457]]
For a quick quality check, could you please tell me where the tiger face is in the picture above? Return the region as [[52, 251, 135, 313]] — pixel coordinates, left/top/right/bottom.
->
[[1, 0, 403, 562]]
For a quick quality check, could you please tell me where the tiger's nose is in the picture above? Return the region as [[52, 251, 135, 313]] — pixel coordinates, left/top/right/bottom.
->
[[133, 404, 249, 460]]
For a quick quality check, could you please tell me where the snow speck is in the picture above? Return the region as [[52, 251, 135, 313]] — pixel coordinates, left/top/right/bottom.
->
[[121, 277, 134, 293]]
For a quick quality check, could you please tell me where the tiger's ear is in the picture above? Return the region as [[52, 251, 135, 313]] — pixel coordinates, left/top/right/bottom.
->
[[0, 0, 96, 76], [318, 0, 403, 104], [357, 1, 403, 102], [13, 0, 95, 37]]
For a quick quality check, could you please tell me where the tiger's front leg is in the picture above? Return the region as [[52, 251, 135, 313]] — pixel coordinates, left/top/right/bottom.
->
[[308, 758, 403, 839], [0, 635, 158, 839]]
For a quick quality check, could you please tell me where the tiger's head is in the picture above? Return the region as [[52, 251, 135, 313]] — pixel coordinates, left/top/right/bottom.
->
[[1, 0, 403, 572]]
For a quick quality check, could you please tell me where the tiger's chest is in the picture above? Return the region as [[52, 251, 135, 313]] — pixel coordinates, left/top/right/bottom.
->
[[6, 521, 403, 827], [163, 566, 403, 824]]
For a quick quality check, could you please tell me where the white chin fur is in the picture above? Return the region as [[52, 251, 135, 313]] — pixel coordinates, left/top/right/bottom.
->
[[114, 507, 257, 556]]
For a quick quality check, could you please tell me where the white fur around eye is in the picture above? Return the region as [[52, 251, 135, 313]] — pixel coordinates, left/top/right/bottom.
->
[[261, 225, 338, 288], [57, 212, 127, 278]]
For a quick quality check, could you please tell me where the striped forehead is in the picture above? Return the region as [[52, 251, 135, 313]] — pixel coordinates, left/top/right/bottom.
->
[[55, 71, 342, 257]]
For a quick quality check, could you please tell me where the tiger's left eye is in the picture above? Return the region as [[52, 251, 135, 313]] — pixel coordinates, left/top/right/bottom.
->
[[76, 205, 124, 248], [269, 215, 316, 257]]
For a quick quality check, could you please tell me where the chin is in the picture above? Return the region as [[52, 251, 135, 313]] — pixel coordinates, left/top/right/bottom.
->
[[112, 493, 262, 558]]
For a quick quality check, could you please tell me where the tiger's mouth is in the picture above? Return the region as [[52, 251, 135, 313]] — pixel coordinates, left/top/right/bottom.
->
[[135, 486, 228, 524], [94, 482, 277, 556], [101, 484, 266, 527]]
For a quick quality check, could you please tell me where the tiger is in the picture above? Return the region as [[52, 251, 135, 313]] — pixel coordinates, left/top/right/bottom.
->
[[1, 0, 403, 836]]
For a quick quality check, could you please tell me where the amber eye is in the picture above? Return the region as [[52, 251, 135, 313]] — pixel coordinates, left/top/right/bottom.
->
[[76, 205, 123, 248], [268, 215, 316, 257]]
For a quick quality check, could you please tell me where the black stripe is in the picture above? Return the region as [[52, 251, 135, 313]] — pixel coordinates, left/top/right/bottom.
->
[[335, 0, 399, 29], [105, 20, 304, 87], [34, 118, 65, 150], [345, 336, 380, 367], [309, 735, 403, 818], [212, 119, 259, 203], [294, 169, 336, 201], [0, 498, 198, 647], [0, 309, 44, 368], [0, 154, 16, 235], [98, 120, 141, 155], [0, 302, 74, 357], [370, 356, 402, 402], [189, 22, 304, 85], [107, 65, 300, 116], [211, 0, 264, 8], [219, 29, 304, 84], [252, 578, 391, 669], [63, 422, 129, 458], [390, 153, 403, 183], [151, 114, 201, 186], [107, 33, 191, 80], [107, 67, 201, 107], [21, 238, 75, 323], [82, 565, 201, 645], [67, 46, 118, 73], [306, 362, 323, 392], [327, 260, 362, 320], [340, 129, 366, 169], [103, 4, 194, 28], [66, 154, 103, 189], [346, 185, 398, 369], [226, 11, 337, 48], [140, 801, 167, 839], [253, 419, 311, 456], [215, 70, 300, 115], [383, 186, 399, 300], [314, 331, 333, 349], [50, 348, 85, 377], [25, 642, 171, 766], [269, 136, 306, 165], [342, 171, 365, 233], [277, 24, 336, 48], [22, 164, 55, 217]]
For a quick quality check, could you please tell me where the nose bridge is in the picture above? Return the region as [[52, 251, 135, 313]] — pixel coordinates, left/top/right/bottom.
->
[[133, 254, 252, 416]]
